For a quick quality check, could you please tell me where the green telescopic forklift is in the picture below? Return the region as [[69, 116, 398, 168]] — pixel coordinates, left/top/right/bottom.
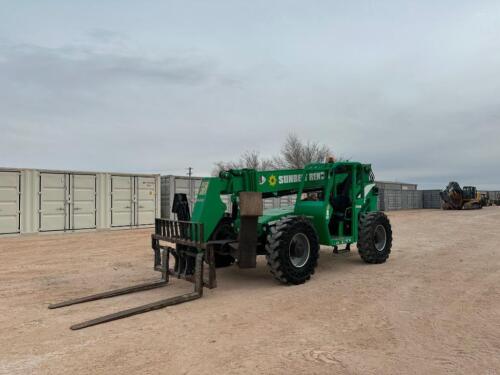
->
[[50, 161, 392, 330]]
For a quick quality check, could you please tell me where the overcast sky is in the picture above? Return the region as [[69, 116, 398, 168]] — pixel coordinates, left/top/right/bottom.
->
[[1, 1, 499, 188]]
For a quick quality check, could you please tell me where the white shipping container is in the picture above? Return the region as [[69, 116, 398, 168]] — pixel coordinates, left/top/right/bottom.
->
[[0, 171, 21, 234], [136, 176, 157, 226], [110, 175, 158, 227], [0, 168, 160, 235], [39, 172, 97, 231]]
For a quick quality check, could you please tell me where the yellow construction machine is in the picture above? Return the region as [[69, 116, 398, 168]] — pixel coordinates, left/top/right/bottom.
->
[[440, 182, 482, 210]]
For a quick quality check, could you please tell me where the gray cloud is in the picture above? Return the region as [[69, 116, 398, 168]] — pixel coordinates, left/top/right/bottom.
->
[[0, 42, 215, 90], [0, 1, 500, 189], [87, 29, 127, 45]]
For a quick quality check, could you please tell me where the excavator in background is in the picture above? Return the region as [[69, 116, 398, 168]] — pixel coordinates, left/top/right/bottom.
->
[[440, 182, 483, 210]]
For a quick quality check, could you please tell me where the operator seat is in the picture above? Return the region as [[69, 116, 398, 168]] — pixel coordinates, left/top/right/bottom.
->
[[331, 174, 352, 213], [329, 174, 352, 235]]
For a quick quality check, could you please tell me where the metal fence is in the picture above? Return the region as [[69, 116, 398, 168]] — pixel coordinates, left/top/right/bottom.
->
[[378, 190, 424, 211], [378, 189, 500, 211], [488, 191, 500, 201], [378, 189, 445, 211], [422, 190, 442, 209]]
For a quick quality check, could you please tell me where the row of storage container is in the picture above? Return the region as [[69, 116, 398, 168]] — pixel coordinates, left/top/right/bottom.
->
[[377, 189, 443, 210], [378, 189, 423, 211], [3, 170, 497, 234], [0, 168, 160, 235], [485, 191, 500, 201], [422, 190, 442, 209]]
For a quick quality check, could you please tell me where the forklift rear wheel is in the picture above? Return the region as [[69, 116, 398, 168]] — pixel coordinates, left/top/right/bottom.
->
[[357, 212, 392, 264], [266, 216, 319, 285]]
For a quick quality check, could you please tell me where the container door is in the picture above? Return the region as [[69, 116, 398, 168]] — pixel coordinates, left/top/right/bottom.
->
[[71, 174, 96, 229], [136, 176, 156, 225], [0, 171, 20, 234], [40, 173, 69, 231], [111, 176, 133, 227]]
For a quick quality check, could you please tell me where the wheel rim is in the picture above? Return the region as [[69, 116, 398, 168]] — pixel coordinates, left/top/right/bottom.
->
[[374, 224, 387, 252], [289, 233, 310, 268]]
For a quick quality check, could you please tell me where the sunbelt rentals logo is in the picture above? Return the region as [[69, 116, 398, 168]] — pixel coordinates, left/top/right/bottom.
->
[[268, 175, 277, 187], [263, 172, 325, 187]]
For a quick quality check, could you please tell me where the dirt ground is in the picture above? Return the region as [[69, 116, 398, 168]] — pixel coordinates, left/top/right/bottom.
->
[[0, 209, 499, 375]]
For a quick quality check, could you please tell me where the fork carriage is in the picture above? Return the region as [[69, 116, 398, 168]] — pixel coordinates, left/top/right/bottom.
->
[[152, 218, 217, 289]]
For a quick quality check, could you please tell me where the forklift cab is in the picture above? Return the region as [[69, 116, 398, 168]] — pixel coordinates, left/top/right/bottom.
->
[[295, 162, 375, 247]]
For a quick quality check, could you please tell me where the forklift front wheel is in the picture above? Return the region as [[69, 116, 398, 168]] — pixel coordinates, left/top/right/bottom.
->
[[266, 216, 319, 285]]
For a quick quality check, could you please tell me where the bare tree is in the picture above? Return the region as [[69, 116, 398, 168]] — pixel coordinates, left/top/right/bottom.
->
[[212, 150, 274, 175], [277, 133, 332, 169], [212, 134, 334, 175]]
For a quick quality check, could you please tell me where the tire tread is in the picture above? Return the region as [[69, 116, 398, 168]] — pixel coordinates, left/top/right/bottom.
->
[[265, 216, 319, 284]]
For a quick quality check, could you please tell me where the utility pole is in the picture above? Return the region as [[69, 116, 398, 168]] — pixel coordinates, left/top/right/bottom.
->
[[187, 167, 193, 208]]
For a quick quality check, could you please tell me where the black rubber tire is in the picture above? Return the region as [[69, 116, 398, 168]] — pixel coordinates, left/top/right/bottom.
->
[[357, 212, 392, 264], [265, 216, 320, 285], [211, 218, 236, 268]]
